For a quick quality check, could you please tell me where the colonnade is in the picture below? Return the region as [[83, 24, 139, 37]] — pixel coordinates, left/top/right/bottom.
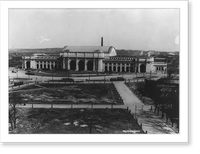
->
[[36, 61, 62, 70], [63, 58, 103, 72], [104, 63, 146, 73]]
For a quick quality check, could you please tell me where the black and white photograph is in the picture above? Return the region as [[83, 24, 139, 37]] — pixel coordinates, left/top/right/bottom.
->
[[0, 1, 189, 143]]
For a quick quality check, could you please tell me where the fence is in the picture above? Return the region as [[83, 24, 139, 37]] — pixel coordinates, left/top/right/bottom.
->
[[9, 82, 35, 90], [22, 103, 127, 109], [126, 105, 147, 134]]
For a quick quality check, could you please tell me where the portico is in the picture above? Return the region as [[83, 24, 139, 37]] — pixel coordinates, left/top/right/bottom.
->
[[60, 46, 116, 72]]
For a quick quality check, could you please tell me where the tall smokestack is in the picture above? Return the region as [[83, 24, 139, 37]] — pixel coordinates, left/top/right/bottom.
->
[[101, 37, 103, 46]]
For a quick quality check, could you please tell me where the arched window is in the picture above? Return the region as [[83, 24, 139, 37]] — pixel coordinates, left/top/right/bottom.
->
[[87, 61, 93, 71], [26, 61, 30, 68], [70, 60, 76, 71], [78, 61, 85, 71], [140, 64, 146, 73]]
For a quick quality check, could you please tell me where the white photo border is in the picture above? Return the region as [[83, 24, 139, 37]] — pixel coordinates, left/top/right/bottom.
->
[[0, 1, 188, 143]]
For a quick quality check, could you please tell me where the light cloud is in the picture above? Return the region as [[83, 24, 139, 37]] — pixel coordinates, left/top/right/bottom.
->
[[9, 9, 179, 51], [39, 38, 50, 43]]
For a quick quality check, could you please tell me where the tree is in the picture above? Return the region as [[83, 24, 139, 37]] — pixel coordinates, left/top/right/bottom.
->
[[9, 93, 22, 130], [166, 55, 179, 78]]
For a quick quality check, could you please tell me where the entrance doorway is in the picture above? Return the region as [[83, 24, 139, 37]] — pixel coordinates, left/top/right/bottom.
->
[[70, 60, 76, 70], [79, 61, 84, 71], [26, 61, 30, 69], [140, 64, 146, 73], [87, 61, 93, 71]]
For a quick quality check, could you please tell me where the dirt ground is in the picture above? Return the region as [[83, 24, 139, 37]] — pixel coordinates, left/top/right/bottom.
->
[[10, 108, 145, 134], [12, 84, 120, 105]]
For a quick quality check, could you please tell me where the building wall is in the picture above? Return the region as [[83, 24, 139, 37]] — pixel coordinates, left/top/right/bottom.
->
[[22, 49, 167, 73], [146, 63, 151, 72]]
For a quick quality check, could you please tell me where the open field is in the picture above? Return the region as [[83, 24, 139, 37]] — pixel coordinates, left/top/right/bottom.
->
[[10, 108, 144, 134], [10, 83, 121, 105]]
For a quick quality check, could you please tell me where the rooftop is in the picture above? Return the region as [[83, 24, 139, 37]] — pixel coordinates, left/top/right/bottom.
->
[[62, 46, 113, 53]]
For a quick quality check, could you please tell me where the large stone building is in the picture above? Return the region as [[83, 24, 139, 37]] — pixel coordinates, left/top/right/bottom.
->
[[22, 38, 167, 73]]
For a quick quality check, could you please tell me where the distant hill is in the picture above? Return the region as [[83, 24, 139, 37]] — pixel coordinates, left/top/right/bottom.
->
[[116, 49, 179, 58], [116, 50, 142, 57], [9, 48, 179, 58], [9, 48, 62, 54]]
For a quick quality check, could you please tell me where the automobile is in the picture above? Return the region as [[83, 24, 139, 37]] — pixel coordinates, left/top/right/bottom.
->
[[25, 72, 35, 75], [12, 70, 17, 73], [110, 78, 117, 81], [110, 77, 125, 81], [61, 78, 74, 82], [14, 81, 23, 86], [116, 77, 125, 81]]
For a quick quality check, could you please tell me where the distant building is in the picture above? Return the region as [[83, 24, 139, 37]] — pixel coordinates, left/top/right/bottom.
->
[[22, 38, 167, 73]]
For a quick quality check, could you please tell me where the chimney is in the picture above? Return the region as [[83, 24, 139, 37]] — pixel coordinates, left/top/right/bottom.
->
[[101, 37, 103, 46]]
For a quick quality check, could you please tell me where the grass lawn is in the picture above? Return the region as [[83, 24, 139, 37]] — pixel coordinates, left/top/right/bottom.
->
[[10, 108, 145, 134], [10, 83, 122, 105]]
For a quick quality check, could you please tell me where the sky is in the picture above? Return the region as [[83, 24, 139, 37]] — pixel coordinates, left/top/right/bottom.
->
[[9, 9, 179, 51]]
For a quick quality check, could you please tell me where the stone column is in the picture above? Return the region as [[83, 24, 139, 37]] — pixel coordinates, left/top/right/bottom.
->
[[98, 59, 103, 72], [67, 59, 71, 70], [63, 58, 66, 69], [107, 63, 109, 72], [93, 59, 96, 71], [46, 62, 49, 69], [111, 63, 114, 72], [75, 59, 79, 71], [24, 61, 27, 69], [120, 64, 122, 72], [138, 64, 140, 73], [84, 60, 87, 71], [53, 62, 55, 70], [116, 64, 118, 72], [49, 61, 52, 70], [124, 64, 127, 72]]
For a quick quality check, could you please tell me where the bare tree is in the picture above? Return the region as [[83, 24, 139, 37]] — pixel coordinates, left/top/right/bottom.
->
[[9, 93, 22, 130]]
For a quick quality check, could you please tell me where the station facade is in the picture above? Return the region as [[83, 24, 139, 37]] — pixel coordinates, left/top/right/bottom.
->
[[22, 46, 167, 73]]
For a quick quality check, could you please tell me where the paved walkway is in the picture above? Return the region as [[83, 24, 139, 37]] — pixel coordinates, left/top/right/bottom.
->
[[114, 81, 177, 134]]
